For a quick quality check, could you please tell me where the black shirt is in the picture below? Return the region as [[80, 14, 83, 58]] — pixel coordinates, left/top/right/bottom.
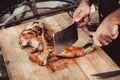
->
[[98, 0, 120, 66], [99, 0, 120, 21]]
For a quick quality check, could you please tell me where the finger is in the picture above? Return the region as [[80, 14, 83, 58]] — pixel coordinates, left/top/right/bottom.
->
[[102, 35, 113, 43], [74, 11, 89, 22], [75, 15, 83, 22], [93, 34, 102, 46], [78, 16, 89, 27], [111, 25, 118, 35], [98, 37, 109, 46], [73, 5, 84, 17], [73, 8, 81, 21], [110, 25, 118, 38], [94, 39, 102, 46], [73, 8, 80, 18], [92, 32, 110, 46]]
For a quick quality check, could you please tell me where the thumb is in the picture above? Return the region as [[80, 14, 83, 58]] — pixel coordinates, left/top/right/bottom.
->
[[74, 12, 85, 22], [111, 31, 119, 40], [111, 25, 119, 40]]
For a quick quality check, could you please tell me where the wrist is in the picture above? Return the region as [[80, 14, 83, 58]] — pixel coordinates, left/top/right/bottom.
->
[[80, 0, 90, 6]]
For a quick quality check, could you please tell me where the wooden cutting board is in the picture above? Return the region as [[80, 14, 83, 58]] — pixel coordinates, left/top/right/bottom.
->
[[0, 12, 120, 80]]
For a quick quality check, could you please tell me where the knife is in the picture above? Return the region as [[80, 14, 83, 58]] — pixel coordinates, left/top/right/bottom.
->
[[91, 70, 120, 78], [53, 22, 78, 54]]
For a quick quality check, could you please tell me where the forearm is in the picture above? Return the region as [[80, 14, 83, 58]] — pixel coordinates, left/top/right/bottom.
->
[[79, 0, 90, 6], [80, 0, 94, 6], [106, 8, 120, 25], [80, 0, 89, 3]]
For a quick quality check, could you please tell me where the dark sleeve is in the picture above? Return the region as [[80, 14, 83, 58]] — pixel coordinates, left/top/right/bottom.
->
[[89, 0, 98, 5], [98, 0, 120, 22]]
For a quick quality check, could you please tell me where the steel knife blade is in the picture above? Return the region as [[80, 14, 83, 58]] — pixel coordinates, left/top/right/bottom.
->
[[53, 22, 78, 54], [91, 70, 120, 78]]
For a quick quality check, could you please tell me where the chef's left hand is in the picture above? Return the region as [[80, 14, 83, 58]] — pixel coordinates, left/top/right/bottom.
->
[[92, 9, 120, 46], [92, 20, 119, 46]]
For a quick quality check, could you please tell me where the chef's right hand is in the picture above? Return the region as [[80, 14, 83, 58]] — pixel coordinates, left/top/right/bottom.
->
[[73, 0, 90, 27]]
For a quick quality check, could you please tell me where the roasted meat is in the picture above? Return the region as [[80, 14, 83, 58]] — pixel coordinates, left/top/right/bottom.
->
[[19, 22, 94, 66]]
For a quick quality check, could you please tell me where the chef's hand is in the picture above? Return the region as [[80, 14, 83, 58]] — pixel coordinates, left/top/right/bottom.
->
[[93, 24, 119, 46], [73, 0, 90, 27], [92, 8, 120, 46]]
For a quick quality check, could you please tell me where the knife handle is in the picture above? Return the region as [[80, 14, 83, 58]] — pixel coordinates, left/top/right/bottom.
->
[[83, 42, 95, 54]]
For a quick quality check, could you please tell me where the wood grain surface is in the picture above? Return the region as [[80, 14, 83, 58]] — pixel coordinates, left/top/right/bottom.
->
[[0, 12, 120, 80]]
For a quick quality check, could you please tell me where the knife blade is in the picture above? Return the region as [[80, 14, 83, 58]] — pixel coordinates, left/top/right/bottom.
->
[[91, 70, 120, 78], [53, 22, 78, 54]]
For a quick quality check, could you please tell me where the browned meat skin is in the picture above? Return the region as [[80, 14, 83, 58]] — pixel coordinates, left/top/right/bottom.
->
[[56, 46, 85, 58], [19, 22, 55, 65], [29, 54, 44, 66], [19, 22, 43, 51]]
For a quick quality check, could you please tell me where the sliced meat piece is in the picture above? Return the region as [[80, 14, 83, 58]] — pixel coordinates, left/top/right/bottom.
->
[[29, 38, 42, 51], [29, 53, 44, 66], [56, 46, 85, 58]]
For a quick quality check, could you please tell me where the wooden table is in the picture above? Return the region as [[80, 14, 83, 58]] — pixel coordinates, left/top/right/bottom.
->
[[0, 12, 120, 80]]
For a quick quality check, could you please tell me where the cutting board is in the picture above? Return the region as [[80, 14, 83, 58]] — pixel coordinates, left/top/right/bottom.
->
[[0, 12, 120, 80]]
